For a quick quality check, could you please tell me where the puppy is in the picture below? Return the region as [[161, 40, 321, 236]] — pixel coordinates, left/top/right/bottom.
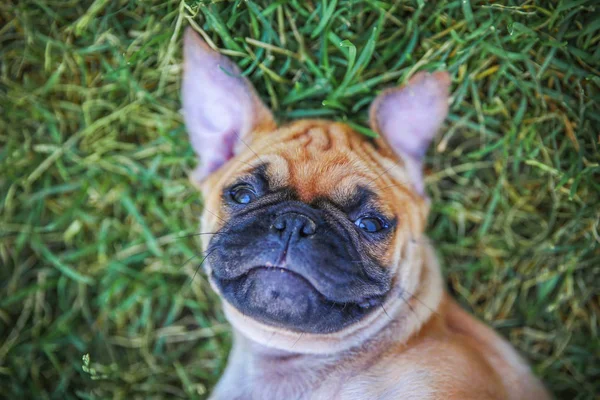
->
[[181, 28, 550, 400]]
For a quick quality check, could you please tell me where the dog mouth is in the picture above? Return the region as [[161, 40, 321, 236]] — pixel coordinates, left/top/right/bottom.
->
[[211, 266, 386, 333], [219, 266, 383, 308]]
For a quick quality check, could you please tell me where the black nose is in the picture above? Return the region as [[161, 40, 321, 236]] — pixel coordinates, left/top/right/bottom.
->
[[272, 212, 317, 239]]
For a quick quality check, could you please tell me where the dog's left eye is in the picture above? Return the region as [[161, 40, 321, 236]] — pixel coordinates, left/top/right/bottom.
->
[[355, 216, 388, 233], [230, 185, 257, 204]]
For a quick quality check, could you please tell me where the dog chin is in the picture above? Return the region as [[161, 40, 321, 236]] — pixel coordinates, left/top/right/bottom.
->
[[212, 266, 384, 334]]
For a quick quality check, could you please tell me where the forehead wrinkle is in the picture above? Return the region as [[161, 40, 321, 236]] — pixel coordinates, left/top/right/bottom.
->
[[304, 126, 330, 153], [328, 171, 373, 205], [290, 152, 364, 203], [283, 135, 393, 205], [327, 123, 352, 148], [261, 154, 289, 190]]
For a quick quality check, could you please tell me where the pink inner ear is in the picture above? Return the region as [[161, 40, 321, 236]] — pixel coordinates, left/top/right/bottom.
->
[[182, 29, 257, 180], [375, 72, 450, 160]]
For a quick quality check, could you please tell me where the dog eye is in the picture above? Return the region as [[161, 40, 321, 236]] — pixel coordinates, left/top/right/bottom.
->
[[230, 185, 256, 205], [355, 216, 387, 233]]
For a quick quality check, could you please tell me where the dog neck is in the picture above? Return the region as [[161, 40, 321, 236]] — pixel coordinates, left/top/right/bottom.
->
[[221, 237, 444, 356]]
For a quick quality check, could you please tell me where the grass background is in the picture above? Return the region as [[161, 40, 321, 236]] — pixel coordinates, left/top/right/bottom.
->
[[1, 0, 599, 398]]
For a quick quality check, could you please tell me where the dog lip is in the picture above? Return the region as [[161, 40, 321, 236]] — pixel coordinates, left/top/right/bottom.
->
[[219, 264, 324, 296], [214, 264, 385, 307]]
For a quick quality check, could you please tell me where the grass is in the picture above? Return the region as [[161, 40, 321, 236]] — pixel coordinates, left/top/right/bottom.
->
[[0, 0, 599, 398]]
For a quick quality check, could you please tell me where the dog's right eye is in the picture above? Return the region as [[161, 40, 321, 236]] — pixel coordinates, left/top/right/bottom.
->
[[230, 185, 257, 205], [354, 215, 389, 233]]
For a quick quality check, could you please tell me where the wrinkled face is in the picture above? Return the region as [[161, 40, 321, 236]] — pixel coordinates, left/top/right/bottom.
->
[[201, 122, 427, 334], [181, 28, 449, 347]]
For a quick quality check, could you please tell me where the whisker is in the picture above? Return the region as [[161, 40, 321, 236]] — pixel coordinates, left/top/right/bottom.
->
[[179, 254, 200, 269], [177, 245, 218, 270], [177, 231, 230, 239], [188, 247, 219, 284], [233, 131, 265, 166], [381, 304, 392, 321], [399, 292, 423, 326], [235, 158, 262, 170], [291, 332, 304, 349], [365, 158, 403, 187], [401, 289, 441, 319], [202, 207, 227, 224]]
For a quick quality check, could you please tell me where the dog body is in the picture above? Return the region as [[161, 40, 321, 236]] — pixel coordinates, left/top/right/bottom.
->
[[182, 29, 550, 400], [214, 301, 538, 400]]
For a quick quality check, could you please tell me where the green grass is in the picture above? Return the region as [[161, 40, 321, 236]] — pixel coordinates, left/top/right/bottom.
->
[[1, 0, 599, 398]]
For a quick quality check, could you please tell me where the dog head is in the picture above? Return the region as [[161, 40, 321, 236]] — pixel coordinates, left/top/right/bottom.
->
[[182, 29, 450, 353]]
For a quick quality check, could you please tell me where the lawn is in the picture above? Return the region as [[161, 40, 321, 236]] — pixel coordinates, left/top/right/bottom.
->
[[1, 0, 599, 399]]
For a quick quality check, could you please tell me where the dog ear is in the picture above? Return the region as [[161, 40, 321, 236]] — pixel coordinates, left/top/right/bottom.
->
[[369, 71, 450, 195], [182, 28, 275, 181]]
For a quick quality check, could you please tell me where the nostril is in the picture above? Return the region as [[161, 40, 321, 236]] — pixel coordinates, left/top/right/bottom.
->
[[301, 220, 317, 236], [272, 213, 317, 237], [273, 219, 286, 231]]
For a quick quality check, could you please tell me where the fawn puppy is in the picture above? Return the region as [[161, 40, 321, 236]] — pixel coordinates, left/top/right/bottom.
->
[[181, 28, 550, 400]]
